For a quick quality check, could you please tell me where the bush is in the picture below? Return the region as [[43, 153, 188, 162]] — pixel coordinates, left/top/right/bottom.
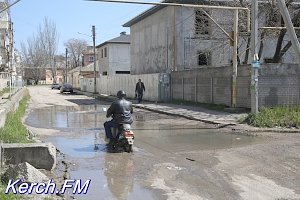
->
[[244, 106, 300, 128]]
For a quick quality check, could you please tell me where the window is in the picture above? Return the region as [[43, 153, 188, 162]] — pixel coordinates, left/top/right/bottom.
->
[[89, 56, 94, 62], [101, 49, 104, 58], [115, 71, 130, 74], [198, 52, 211, 66], [195, 9, 210, 35], [104, 47, 107, 57], [102, 71, 108, 76]]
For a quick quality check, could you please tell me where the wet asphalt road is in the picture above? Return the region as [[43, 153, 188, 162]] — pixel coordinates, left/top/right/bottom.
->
[[24, 86, 300, 200]]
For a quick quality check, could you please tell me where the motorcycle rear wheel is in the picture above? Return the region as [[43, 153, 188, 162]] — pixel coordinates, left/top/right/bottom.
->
[[124, 144, 133, 153]]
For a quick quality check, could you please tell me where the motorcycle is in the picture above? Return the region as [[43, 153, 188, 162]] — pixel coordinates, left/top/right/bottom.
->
[[108, 124, 134, 153]]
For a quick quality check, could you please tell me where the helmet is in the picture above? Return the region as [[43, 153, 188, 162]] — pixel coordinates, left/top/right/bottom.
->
[[117, 90, 126, 99]]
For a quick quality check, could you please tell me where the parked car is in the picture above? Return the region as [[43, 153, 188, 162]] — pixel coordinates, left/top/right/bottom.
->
[[51, 83, 61, 90], [60, 83, 73, 93]]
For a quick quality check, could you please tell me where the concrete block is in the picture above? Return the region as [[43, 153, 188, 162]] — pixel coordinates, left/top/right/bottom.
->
[[1, 93, 10, 99], [1, 162, 48, 184], [2, 143, 56, 171]]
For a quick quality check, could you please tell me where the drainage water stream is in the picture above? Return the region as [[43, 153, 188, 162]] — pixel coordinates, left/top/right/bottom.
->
[[25, 105, 260, 199]]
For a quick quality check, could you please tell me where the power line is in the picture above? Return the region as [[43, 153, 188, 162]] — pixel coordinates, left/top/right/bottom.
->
[[0, 0, 22, 14]]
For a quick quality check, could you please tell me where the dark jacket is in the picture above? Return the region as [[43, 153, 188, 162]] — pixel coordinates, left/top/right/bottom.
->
[[106, 98, 133, 124], [135, 82, 145, 94]]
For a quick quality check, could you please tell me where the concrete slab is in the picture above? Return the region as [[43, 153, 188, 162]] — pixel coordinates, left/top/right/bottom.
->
[[1, 162, 48, 183], [2, 143, 56, 171]]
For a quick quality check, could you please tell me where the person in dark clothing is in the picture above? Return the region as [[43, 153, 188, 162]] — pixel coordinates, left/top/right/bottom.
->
[[104, 90, 133, 141], [135, 79, 145, 103]]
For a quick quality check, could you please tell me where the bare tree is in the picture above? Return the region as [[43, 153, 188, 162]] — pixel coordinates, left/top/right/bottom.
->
[[39, 17, 59, 83], [64, 38, 88, 69], [233, 0, 300, 64], [271, 4, 300, 62], [19, 17, 59, 84], [20, 35, 45, 84]]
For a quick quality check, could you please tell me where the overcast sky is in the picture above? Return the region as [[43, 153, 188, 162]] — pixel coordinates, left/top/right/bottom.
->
[[10, 0, 154, 55]]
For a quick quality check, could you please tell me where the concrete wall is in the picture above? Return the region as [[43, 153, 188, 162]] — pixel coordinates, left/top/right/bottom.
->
[[258, 64, 300, 107], [69, 71, 81, 89], [97, 73, 170, 102], [129, 7, 236, 74], [130, 6, 175, 74], [3, 143, 56, 171], [0, 87, 26, 128], [172, 66, 233, 106], [108, 43, 130, 75], [97, 45, 109, 75], [175, 8, 233, 70], [80, 77, 100, 93], [171, 64, 300, 108], [129, 6, 297, 74]]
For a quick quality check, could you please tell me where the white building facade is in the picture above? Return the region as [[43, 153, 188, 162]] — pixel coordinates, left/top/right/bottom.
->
[[0, 0, 14, 72], [97, 32, 131, 76]]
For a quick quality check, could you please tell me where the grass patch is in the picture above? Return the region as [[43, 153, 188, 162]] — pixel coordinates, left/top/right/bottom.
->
[[0, 182, 21, 200], [0, 94, 32, 143], [0, 87, 9, 97], [243, 106, 300, 128], [171, 99, 227, 111]]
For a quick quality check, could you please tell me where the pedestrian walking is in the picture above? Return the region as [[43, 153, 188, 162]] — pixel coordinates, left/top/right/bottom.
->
[[135, 79, 145, 103]]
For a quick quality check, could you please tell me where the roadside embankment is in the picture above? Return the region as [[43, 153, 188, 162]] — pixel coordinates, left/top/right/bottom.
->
[[0, 87, 57, 168]]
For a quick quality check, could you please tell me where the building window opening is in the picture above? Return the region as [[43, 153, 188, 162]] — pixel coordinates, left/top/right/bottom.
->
[[198, 52, 211, 66], [104, 47, 107, 57], [195, 9, 210, 35], [115, 71, 130, 74]]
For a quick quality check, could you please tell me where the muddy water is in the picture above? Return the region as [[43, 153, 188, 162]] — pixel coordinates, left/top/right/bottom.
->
[[25, 105, 260, 199]]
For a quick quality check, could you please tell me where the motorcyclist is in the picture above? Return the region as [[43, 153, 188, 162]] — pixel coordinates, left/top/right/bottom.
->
[[104, 90, 133, 142]]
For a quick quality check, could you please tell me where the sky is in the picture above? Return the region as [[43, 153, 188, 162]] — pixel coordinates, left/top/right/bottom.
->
[[10, 0, 154, 55]]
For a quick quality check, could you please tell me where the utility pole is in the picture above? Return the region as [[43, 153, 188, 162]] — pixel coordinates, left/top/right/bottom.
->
[[250, 0, 259, 114], [65, 48, 68, 83], [53, 57, 56, 83], [92, 25, 97, 94], [231, 9, 238, 108]]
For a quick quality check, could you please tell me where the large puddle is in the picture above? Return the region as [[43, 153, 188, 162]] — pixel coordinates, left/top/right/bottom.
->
[[25, 105, 260, 199]]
